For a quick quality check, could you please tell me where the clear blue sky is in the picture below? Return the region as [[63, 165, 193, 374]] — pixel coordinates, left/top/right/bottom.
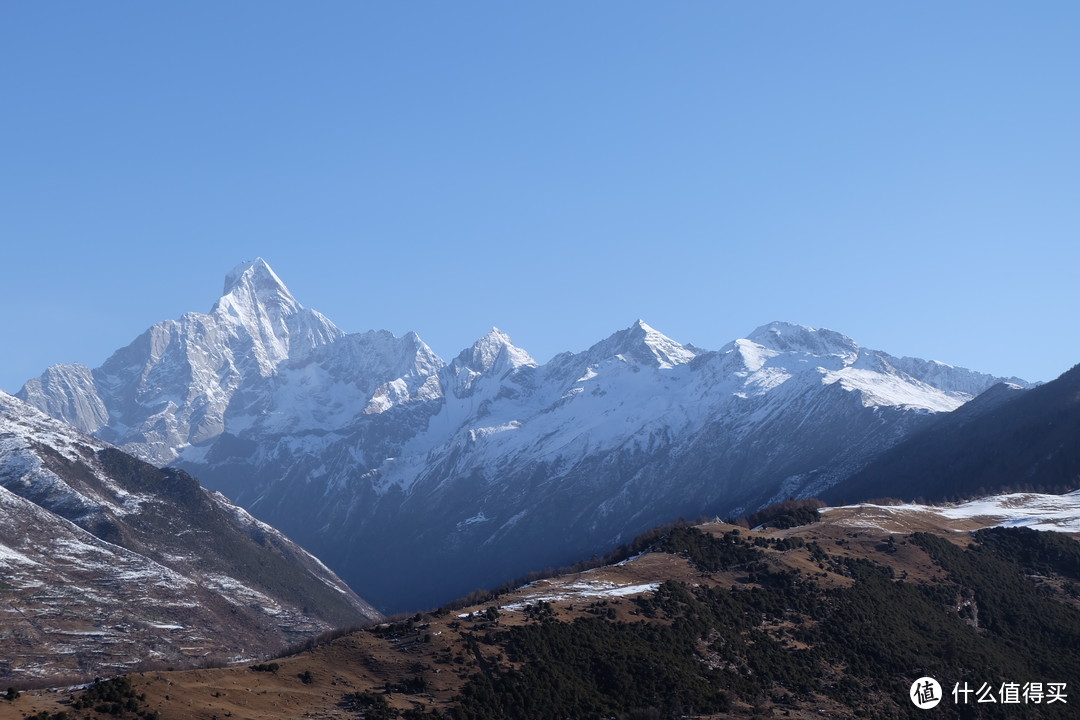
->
[[2, 2, 1078, 393]]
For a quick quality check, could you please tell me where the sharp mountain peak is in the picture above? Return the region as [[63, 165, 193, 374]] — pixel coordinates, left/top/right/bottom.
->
[[454, 327, 537, 375], [582, 319, 697, 369], [214, 257, 303, 318], [222, 256, 286, 295]]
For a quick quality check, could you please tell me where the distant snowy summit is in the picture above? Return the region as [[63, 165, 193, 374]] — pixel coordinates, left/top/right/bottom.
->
[[20, 258, 341, 462], [18, 259, 1036, 611]]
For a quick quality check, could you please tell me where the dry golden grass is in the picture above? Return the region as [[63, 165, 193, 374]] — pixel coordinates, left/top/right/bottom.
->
[[4, 502, 1070, 720]]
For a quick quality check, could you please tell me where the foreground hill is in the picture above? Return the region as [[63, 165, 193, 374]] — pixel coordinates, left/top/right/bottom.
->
[[0, 392, 381, 686], [6, 492, 1077, 719], [18, 259, 1031, 611]]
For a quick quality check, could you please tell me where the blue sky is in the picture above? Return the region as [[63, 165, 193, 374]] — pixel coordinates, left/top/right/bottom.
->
[[2, 2, 1078, 392]]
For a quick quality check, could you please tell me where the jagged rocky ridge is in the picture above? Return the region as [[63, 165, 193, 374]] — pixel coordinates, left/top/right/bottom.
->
[[18, 259, 1033, 611], [0, 390, 380, 684]]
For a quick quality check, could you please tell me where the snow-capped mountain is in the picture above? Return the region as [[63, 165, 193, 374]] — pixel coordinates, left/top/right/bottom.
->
[[19, 259, 342, 464], [0, 390, 380, 684], [18, 259, 1033, 611]]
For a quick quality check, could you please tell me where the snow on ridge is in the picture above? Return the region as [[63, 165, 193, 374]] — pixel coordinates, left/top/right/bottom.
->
[[499, 581, 661, 611], [935, 492, 1080, 531], [825, 491, 1080, 534], [746, 321, 859, 360], [456, 580, 661, 616], [638, 322, 697, 368], [0, 391, 108, 456], [823, 367, 969, 412]]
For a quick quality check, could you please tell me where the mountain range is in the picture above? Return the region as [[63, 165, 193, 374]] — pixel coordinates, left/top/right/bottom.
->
[[17, 258, 1034, 611]]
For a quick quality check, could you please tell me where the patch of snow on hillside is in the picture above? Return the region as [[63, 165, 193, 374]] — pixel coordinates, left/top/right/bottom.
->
[[498, 580, 660, 611], [936, 491, 1080, 532], [827, 491, 1080, 533], [0, 543, 42, 567]]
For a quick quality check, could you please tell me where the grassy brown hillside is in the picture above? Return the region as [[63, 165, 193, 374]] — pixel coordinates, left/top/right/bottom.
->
[[4, 500, 1078, 720], [0, 394, 381, 686]]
